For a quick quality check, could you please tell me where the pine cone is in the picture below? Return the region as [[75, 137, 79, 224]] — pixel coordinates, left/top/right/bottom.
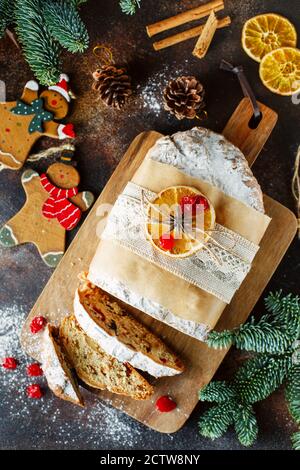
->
[[92, 65, 132, 110], [163, 76, 205, 120]]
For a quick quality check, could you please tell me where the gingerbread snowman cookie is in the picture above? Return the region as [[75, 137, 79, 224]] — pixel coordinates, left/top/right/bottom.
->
[[0, 74, 75, 171], [0, 150, 94, 267]]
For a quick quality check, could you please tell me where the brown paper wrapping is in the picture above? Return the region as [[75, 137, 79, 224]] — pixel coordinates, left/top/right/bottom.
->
[[89, 157, 271, 330]]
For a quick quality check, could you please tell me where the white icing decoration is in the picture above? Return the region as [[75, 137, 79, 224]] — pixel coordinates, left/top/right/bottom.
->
[[0, 149, 21, 166], [25, 80, 39, 91], [74, 290, 180, 378], [21, 171, 39, 183]]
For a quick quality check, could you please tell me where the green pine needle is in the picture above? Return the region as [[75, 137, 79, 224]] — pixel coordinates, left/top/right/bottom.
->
[[199, 381, 236, 403], [0, 0, 15, 37], [292, 430, 300, 450], [15, 0, 61, 85], [286, 366, 300, 424], [234, 405, 258, 447], [119, 0, 141, 15], [206, 329, 235, 349], [199, 290, 299, 448], [43, 0, 89, 53], [199, 402, 236, 440], [234, 356, 291, 404]]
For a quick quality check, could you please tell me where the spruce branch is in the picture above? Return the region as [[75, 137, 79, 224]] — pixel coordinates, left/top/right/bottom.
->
[[0, 0, 15, 37], [119, 0, 141, 15], [234, 356, 291, 403], [292, 431, 300, 450], [15, 0, 61, 85], [43, 0, 89, 53], [286, 365, 300, 424], [198, 402, 236, 440], [233, 405, 258, 447], [199, 291, 300, 449], [206, 329, 235, 349], [199, 381, 236, 403]]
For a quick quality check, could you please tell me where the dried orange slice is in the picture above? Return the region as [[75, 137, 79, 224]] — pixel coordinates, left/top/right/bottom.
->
[[259, 47, 300, 95], [145, 185, 215, 258], [242, 14, 297, 63]]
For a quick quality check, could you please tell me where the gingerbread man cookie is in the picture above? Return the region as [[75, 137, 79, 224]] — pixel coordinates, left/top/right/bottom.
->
[[0, 151, 94, 267], [0, 74, 76, 171]]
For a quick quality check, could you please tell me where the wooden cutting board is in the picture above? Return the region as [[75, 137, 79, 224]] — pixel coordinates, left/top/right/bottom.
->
[[21, 98, 297, 433]]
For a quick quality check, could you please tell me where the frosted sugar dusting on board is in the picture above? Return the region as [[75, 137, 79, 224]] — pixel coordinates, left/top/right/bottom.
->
[[147, 127, 265, 213], [0, 303, 174, 448]]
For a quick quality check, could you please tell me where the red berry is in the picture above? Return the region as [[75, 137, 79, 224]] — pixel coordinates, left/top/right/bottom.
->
[[2, 357, 18, 370], [156, 395, 177, 412], [159, 233, 175, 251], [27, 384, 43, 399], [27, 363, 43, 377], [30, 316, 47, 334], [180, 195, 209, 216]]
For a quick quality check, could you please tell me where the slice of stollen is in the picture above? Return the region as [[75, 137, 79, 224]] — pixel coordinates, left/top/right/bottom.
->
[[42, 324, 84, 407], [59, 315, 154, 400], [74, 275, 184, 378]]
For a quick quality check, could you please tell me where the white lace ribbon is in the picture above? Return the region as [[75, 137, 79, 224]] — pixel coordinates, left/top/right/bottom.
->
[[102, 182, 260, 304]]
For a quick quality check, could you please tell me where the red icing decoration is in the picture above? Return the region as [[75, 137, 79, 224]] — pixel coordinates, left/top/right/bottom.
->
[[27, 363, 43, 377], [27, 384, 43, 399], [159, 233, 175, 251], [156, 395, 177, 412], [30, 316, 47, 334], [2, 357, 18, 370], [5, 128, 10, 132], [62, 123, 75, 138]]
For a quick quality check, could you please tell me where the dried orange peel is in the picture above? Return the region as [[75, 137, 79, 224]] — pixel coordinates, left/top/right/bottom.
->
[[242, 13, 297, 63], [259, 47, 300, 96], [145, 185, 216, 258]]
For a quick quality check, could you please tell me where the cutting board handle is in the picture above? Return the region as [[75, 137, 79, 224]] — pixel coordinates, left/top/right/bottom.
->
[[223, 97, 278, 167]]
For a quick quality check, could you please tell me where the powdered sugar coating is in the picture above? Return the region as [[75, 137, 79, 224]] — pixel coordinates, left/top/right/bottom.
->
[[147, 127, 264, 212], [41, 326, 80, 404]]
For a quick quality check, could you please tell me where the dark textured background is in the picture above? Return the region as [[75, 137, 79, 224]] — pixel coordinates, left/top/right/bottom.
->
[[0, 0, 299, 450]]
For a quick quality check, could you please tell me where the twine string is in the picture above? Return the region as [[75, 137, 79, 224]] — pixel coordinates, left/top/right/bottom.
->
[[292, 146, 300, 238], [141, 191, 250, 265], [93, 45, 114, 67]]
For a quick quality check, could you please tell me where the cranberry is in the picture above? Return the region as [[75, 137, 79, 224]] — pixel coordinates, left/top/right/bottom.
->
[[27, 384, 43, 399], [2, 357, 18, 370], [156, 395, 177, 412], [159, 233, 175, 251], [30, 316, 47, 334], [180, 195, 209, 216], [27, 363, 43, 377]]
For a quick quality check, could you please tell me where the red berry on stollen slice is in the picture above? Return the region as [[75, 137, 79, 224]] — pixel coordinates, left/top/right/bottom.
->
[[156, 395, 177, 413], [27, 363, 43, 377], [30, 316, 47, 334], [2, 357, 18, 370], [27, 384, 43, 399], [159, 233, 175, 251]]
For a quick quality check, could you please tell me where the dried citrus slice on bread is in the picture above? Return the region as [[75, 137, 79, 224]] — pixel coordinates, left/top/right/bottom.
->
[[242, 14, 297, 62], [259, 47, 300, 95], [146, 185, 215, 258]]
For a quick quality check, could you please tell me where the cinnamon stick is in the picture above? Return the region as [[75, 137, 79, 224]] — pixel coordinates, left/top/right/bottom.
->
[[146, 0, 224, 38], [153, 16, 231, 51], [193, 10, 218, 59]]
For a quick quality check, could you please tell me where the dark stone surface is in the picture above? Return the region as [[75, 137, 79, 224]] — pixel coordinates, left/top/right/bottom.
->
[[0, 0, 299, 450]]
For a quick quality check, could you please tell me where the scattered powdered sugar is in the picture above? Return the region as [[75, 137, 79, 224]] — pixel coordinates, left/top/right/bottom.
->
[[0, 303, 173, 448], [137, 63, 189, 117]]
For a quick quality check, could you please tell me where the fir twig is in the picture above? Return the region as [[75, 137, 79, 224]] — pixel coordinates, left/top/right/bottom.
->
[[15, 0, 61, 85], [119, 0, 141, 15], [199, 291, 300, 449], [43, 0, 89, 53]]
